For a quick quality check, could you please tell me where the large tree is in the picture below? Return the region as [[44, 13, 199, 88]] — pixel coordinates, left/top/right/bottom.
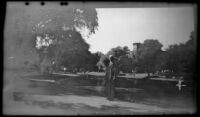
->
[[5, 3, 98, 73], [32, 7, 98, 73], [137, 39, 163, 77], [163, 31, 196, 74], [101, 46, 134, 73], [5, 4, 99, 74], [118, 55, 133, 73], [106, 46, 129, 58], [96, 53, 108, 72], [7, 5, 98, 74]]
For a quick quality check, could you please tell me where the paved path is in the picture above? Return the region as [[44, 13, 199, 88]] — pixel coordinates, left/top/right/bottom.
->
[[5, 92, 195, 115]]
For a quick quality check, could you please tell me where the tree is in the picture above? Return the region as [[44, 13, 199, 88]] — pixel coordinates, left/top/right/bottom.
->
[[106, 46, 129, 58], [182, 31, 196, 73], [154, 50, 168, 72], [6, 5, 99, 73], [163, 31, 196, 74], [96, 53, 107, 72], [137, 39, 163, 77], [31, 7, 99, 73], [88, 52, 102, 71], [105, 46, 134, 73], [164, 44, 182, 73], [118, 55, 133, 73]]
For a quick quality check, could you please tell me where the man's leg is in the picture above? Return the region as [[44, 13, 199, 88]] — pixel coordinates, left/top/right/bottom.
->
[[107, 80, 115, 101], [104, 83, 108, 97], [107, 82, 112, 100], [110, 82, 115, 100]]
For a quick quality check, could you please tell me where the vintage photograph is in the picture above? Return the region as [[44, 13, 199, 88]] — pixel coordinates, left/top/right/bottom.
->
[[3, 1, 197, 115]]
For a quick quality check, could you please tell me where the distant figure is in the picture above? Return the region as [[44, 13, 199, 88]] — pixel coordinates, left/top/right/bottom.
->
[[104, 55, 118, 101], [73, 68, 78, 74], [63, 67, 67, 73], [176, 80, 186, 91], [52, 61, 55, 65], [132, 69, 136, 78]]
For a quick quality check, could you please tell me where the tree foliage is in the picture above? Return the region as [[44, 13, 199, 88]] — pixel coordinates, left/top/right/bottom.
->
[[106, 46, 130, 58], [31, 7, 98, 73], [6, 5, 99, 73], [137, 39, 163, 76], [96, 46, 134, 73], [96, 53, 108, 71], [163, 31, 196, 74]]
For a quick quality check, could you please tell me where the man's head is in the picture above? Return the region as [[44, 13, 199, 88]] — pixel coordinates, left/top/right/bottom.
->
[[103, 55, 114, 67], [103, 57, 110, 67], [109, 55, 114, 62]]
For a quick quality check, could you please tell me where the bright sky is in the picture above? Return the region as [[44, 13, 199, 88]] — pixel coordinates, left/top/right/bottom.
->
[[86, 7, 194, 54]]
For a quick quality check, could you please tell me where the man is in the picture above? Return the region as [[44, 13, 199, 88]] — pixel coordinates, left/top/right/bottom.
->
[[132, 68, 136, 78], [104, 55, 118, 101]]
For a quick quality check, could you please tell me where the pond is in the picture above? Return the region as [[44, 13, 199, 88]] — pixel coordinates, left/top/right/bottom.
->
[[20, 74, 196, 109]]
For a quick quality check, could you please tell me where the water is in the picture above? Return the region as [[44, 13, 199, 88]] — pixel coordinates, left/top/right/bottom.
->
[[6, 72, 195, 110]]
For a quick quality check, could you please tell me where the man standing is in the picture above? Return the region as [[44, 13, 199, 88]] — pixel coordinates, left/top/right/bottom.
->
[[104, 55, 118, 101], [132, 69, 136, 78]]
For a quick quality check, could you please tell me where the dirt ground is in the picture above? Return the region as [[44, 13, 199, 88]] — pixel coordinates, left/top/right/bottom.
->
[[3, 70, 196, 115]]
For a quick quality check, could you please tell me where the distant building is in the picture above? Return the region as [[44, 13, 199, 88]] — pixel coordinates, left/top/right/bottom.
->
[[133, 43, 141, 52], [132, 43, 142, 60]]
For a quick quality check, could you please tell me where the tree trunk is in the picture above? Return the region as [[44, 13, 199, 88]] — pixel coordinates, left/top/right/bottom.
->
[[55, 59, 59, 72], [54, 49, 60, 72], [147, 72, 150, 78]]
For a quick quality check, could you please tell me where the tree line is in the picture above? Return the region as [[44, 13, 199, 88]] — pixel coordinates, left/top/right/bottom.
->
[[97, 31, 196, 78]]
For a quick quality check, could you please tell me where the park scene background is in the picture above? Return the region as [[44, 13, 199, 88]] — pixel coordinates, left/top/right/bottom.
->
[[4, 2, 197, 115]]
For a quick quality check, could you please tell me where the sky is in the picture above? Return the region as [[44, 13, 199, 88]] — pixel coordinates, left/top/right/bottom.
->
[[86, 7, 195, 54]]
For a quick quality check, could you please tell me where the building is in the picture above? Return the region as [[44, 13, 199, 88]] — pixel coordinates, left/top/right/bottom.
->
[[132, 43, 142, 60]]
